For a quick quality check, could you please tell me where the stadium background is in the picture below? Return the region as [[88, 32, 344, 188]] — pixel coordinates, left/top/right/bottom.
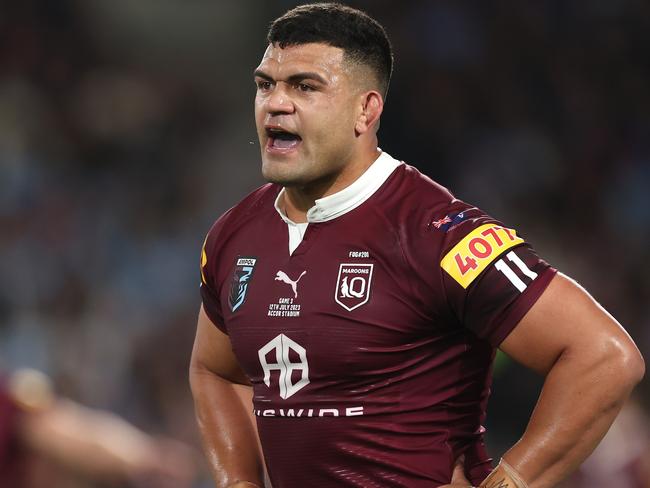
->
[[1, 0, 648, 486]]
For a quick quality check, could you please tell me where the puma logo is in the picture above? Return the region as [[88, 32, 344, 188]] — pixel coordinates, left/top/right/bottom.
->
[[275, 270, 307, 298]]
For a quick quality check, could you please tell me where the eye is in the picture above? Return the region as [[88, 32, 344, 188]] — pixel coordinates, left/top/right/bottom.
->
[[256, 80, 272, 91], [296, 83, 314, 92]]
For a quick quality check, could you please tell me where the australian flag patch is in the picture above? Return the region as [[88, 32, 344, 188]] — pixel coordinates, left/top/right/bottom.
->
[[430, 211, 469, 232], [229, 257, 257, 312]]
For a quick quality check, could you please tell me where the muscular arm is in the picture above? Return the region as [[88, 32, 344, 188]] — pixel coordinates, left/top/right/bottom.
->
[[493, 273, 645, 488], [189, 305, 264, 487], [9, 369, 196, 486]]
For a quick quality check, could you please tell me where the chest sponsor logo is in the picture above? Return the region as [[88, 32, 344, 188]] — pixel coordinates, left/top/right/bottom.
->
[[255, 334, 365, 417], [440, 224, 523, 288], [258, 334, 309, 399], [335, 263, 374, 311], [228, 257, 257, 312]]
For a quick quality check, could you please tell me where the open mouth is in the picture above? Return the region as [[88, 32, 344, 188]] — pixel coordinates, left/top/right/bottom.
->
[[266, 127, 302, 151]]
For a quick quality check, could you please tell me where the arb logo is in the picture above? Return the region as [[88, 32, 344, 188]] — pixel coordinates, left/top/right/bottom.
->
[[258, 334, 309, 399]]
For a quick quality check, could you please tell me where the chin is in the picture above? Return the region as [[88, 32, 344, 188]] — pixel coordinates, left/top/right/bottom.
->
[[261, 162, 301, 186]]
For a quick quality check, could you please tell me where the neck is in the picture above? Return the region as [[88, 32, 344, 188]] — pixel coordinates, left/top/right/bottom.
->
[[282, 147, 381, 223]]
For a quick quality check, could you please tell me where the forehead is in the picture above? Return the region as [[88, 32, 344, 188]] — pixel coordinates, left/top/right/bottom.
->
[[255, 42, 347, 79]]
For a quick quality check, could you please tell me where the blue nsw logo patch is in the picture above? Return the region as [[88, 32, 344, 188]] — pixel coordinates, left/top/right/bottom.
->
[[229, 257, 257, 312]]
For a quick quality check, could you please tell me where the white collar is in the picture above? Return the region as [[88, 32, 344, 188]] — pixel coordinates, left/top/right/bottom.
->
[[274, 151, 401, 224]]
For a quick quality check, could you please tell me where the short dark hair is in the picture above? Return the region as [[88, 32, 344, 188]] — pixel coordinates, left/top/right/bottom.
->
[[267, 3, 394, 97]]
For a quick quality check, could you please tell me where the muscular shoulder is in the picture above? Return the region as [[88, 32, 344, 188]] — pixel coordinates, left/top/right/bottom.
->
[[394, 163, 456, 209], [385, 163, 519, 265], [378, 163, 470, 241], [384, 163, 556, 345], [203, 183, 279, 254]]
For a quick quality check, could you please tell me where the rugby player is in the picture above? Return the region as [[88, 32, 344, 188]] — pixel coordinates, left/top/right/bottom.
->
[[190, 3, 645, 487]]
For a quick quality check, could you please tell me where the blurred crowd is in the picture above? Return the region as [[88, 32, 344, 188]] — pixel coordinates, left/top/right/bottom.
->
[[0, 0, 648, 486]]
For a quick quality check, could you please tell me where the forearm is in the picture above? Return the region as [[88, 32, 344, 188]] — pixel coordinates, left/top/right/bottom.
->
[[190, 364, 264, 487], [21, 399, 164, 479], [495, 348, 643, 488]]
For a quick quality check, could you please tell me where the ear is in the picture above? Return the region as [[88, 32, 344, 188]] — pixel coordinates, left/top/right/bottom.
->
[[355, 91, 384, 135]]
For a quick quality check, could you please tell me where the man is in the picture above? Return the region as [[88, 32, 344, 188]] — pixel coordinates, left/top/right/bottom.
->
[[190, 3, 645, 487]]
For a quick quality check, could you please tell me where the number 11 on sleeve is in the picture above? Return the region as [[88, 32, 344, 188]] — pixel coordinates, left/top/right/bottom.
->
[[495, 251, 539, 293]]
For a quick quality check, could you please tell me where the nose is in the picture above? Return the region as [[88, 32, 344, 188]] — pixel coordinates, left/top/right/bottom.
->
[[265, 84, 295, 115]]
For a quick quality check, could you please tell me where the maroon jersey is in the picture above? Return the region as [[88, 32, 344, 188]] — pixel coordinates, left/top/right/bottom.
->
[[200, 152, 556, 487]]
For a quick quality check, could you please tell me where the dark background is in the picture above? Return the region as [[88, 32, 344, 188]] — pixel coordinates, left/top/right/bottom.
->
[[1, 1, 648, 486]]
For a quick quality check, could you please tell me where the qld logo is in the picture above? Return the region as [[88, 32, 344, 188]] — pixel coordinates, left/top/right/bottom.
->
[[335, 263, 374, 311], [229, 257, 257, 312]]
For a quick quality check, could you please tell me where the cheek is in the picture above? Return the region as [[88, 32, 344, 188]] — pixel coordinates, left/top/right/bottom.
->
[[318, 108, 355, 142], [254, 96, 268, 120], [310, 104, 349, 134], [254, 100, 263, 123]]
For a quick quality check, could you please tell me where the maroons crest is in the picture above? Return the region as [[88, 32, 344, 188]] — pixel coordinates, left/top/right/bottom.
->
[[335, 263, 374, 311], [229, 257, 257, 312]]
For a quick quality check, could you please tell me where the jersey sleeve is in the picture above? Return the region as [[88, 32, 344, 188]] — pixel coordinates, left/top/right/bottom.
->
[[437, 205, 556, 346], [199, 223, 227, 333]]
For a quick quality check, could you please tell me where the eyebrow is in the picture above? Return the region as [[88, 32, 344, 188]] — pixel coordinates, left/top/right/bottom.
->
[[253, 69, 328, 86]]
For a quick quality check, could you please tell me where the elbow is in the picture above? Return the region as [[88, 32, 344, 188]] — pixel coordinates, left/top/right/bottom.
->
[[626, 347, 645, 387], [604, 336, 645, 394]]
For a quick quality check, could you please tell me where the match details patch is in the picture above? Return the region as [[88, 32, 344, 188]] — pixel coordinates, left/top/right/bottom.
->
[[440, 224, 524, 288]]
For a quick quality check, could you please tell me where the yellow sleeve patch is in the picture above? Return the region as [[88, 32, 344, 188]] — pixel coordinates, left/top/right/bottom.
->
[[200, 234, 208, 285], [440, 223, 524, 288]]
